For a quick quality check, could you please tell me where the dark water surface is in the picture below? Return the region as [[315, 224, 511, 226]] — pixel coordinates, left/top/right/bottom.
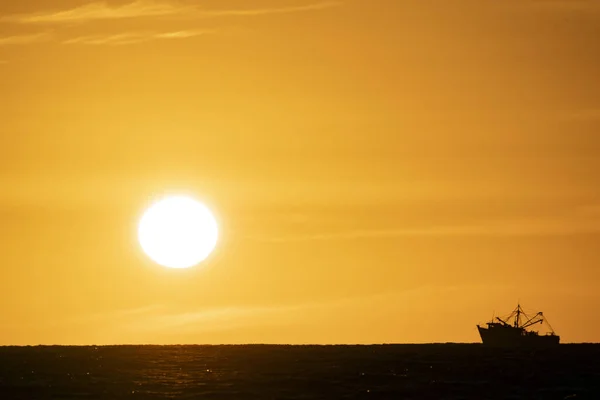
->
[[0, 344, 598, 399]]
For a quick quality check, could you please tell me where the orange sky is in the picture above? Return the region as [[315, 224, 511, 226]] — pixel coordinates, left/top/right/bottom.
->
[[1, 0, 600, 345]]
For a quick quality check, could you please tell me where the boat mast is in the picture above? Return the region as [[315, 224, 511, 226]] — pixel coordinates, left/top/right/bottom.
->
[[515, 304, 521, 328]]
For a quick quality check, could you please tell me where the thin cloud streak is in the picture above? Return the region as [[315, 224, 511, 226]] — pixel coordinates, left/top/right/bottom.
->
[[248, 216, 600, 242], [3, 1, 342, 24], [561, 108, 600, 122], [0, 32, 51, 45], [111, 285, 507, 338], [118, 294, 387, 334], [63, 29, 214, 45], [2, 1, 191, 24], [526, 0, 600, 12], [197, 1, 342, 17]]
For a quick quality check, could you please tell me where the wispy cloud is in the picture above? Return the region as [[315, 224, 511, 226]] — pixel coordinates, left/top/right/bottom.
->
[[0, 1, 341, 47], [77, 302, 305, 337], [0, 32, 51, 45], [3, 0, 342, 24], [107, 295, 384, 336], [526, 0, 600, 12], [86, 284, 522, 342], [63, 29, 214, 45], [248, 212, 600, 242], [2, 1, 191, 24], [561, 108, 600, 122], [196, 1, 343, 17]]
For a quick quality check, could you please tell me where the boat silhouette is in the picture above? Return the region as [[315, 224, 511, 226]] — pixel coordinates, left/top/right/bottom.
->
[[477, 304, 560, 346]]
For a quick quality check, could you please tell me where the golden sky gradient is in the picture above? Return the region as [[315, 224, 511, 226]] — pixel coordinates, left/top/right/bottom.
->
[[1, 0, 600, 344]]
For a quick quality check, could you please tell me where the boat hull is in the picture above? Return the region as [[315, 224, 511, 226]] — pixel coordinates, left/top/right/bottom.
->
[[477, 325, 560, 347]]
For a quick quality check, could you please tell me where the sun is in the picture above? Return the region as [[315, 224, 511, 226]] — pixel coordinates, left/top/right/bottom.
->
[[138, 196, 219, 269]]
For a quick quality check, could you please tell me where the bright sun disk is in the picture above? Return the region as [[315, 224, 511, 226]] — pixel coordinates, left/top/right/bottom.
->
[[138, 196, 219, 269]]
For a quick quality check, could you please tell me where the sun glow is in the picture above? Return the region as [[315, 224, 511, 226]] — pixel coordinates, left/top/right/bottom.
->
[[138, 196, 219, 269]]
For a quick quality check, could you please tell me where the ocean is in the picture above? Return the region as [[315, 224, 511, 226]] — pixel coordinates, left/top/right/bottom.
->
[[0, 344, 597, 399]]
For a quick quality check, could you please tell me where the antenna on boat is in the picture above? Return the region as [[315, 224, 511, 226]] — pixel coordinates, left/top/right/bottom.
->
[[541, 312, 557, 335]]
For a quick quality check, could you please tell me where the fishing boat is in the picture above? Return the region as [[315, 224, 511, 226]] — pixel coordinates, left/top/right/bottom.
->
[[477, 304, 560, 346]]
